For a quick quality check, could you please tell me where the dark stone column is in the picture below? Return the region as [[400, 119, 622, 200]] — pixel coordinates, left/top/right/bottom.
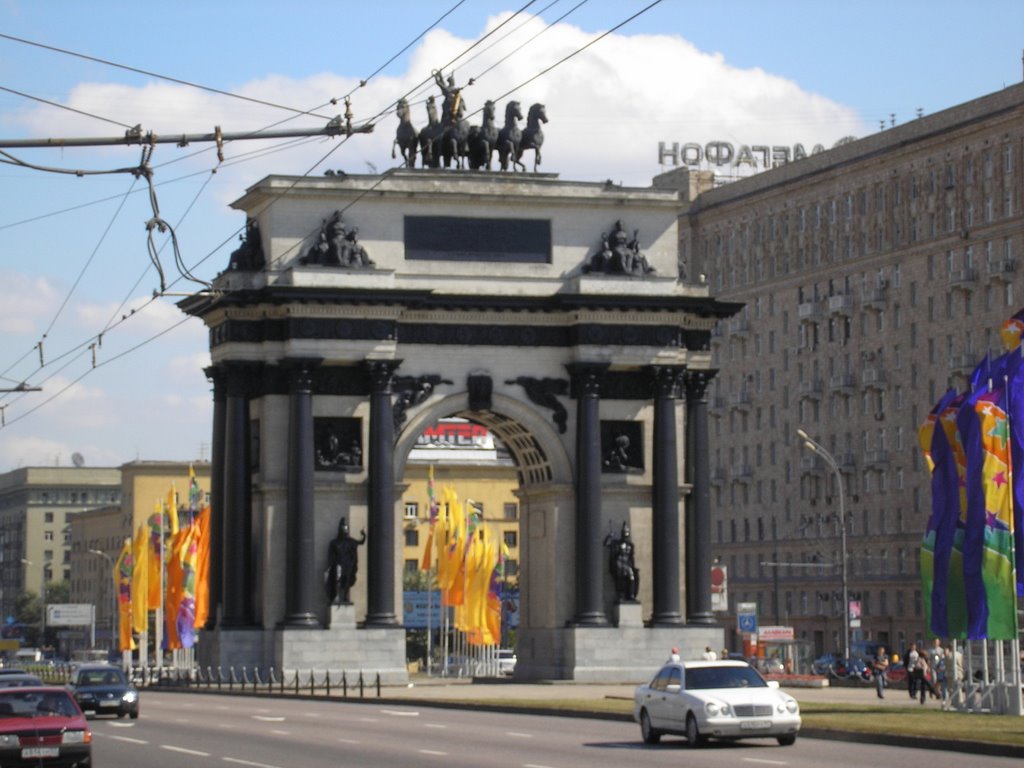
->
[[685, 369, 716, 625], [650, 366, 686, 626], [204, 366, 226, 630], [283, 359, 321, 627], [364, 359, 402, 627], [567, 362, 610, 626], [221, 365, 254, 627]]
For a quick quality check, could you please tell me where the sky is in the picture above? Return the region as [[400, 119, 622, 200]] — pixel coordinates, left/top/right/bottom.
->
[[0, 0, 1022, 470]]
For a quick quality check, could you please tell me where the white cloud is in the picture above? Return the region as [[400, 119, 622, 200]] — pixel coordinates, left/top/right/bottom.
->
[[0, 270, 60, 334]]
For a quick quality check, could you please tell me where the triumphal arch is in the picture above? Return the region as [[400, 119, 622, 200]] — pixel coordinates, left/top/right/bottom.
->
[[181, 170, 738, 682]]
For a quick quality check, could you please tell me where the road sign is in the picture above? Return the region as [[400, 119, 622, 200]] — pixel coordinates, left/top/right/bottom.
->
[[46, 604, 94, 627], [737, 601, 757, 634]]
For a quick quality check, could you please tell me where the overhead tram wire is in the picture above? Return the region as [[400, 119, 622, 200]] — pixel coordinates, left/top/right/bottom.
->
[[0, 32, 338, 123], [0, 85, 136, 130], [488, 0, 665, 105]]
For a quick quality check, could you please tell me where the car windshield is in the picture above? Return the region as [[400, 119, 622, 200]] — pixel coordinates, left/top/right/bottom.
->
[[79, 668, 126, 686], [686, 665, 768, 690], [0, 691, 77, 718]]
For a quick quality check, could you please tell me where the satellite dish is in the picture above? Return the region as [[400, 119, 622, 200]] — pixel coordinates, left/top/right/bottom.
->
[[71, 452, 85, 467]]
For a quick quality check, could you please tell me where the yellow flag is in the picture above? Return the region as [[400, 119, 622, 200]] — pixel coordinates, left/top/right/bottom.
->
[[131, 524, 149, 633], [167, 484, 179, 536]]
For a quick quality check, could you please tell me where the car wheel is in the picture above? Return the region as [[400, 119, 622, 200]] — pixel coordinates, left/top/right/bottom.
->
[[685, 713, 705, 747], [777, 734, 797, 746], [130, 710, 139, 720], [639, 709, 661, 744], [117, 712, 126, 719]]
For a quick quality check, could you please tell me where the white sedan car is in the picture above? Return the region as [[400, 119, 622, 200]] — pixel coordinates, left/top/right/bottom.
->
[[633, 660, 801, 747]]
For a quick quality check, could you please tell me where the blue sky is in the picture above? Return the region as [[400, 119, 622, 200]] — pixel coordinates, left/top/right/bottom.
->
[[1, 0, 1022, 469]]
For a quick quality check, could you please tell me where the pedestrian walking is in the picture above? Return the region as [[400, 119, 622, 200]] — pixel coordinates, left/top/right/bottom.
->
[[873, 645, 889, 699], [906, 642, 920, 699]]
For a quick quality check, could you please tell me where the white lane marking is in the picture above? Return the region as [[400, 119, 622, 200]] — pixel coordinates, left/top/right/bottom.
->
[[270, 729, 290, 735], [253, 715, 286, 722], [506, 731, 533, 738], [419, 749, 448, 756], [524, 763, 559, 768], [223, 758, 285, 768], [381, 709, 419, 717], [107, 735, 148, 744], [356, 717, 378, 723], [161, 745, 211, 756], [337, 738, 360, 744], [107, 721, 137, 728], [424, 723, 447, 729], [743, 759, 789, 766]]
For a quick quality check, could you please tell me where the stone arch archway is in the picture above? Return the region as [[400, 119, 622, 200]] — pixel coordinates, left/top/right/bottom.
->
[[184, 170, 739, 681]]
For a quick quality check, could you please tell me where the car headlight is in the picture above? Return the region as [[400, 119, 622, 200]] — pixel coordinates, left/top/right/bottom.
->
[[704, 700, 733, 717], [122, 691, 138, 704], [777, 698, 799, 714], [0, 734, 19, 747], [61, 730, 90, 745]]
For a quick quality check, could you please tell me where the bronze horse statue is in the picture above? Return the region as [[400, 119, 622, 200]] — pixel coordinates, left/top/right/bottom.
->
[[391, 98, 418, 168], [468, 100, 498, 170], [417, 96, 443, 168], [497, 101, 523, 172], [440, 96, 471, 169], [516, 103, 548, 172]]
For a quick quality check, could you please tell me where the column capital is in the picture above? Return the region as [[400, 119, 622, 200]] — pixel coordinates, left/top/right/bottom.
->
[[648, 365, 686, 398], [284, 358, 322, 392], [566, 362, 610, 397], [684, 368, 717, 401], [364, 359, 402, 393]]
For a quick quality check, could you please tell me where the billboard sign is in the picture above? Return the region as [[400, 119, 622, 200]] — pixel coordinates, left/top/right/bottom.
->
[[46, 604, 94, 627]]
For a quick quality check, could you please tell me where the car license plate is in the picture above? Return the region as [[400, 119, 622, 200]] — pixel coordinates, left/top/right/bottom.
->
[[22, 747, 60, 758], [100, 699, 120, 707], [740, 720, 771, 730]]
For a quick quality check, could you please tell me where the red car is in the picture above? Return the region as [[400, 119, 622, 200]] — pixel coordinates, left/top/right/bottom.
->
[[0, 686, 92, 767]]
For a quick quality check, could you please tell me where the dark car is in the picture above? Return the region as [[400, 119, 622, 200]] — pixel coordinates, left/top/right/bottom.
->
[[67, 664, 139, 719], [0, 685, 92, 766], [0, 673, 44, 688]]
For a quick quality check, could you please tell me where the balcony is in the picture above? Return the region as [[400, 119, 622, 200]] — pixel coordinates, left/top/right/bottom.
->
[[800, 455, 827, 476], [829, 373, 857, 395], [798, 379, 824, 400], [865, 449, 890, 468], [948, 267, 979, 291], [729, 391, 753, 412], [827, 294, 854, 316], [836, 452, 857, 470], [862, 367, 887, 389], [862, 285, 887, 310], [986, 258, 1016, 283], [729, 317, 751, 337], [798, 301, 822, 322], [731, 463, 753, 483], [949, 353, 978, 376]]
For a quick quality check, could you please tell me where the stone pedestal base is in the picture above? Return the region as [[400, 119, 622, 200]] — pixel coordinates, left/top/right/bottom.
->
[[195, 621, 408, 685], [513, 624, 724, 682], [615, 602, 643, 628]]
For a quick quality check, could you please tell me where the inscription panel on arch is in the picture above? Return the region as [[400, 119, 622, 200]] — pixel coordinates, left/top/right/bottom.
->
[[404, 216, 551, 263]]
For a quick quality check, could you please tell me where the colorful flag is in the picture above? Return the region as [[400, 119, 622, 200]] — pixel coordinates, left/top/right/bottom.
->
[[130, 523, 149, 634], [1000, 307, 1024, 351], [957, 383, 990, 638], [115, 538, 135, 651], [167, 484, 179, 537], [147, 508, 163, 609], [420, 464, 438, 571], [193, 505, 211, 629], [974, 377, 1019, 639]]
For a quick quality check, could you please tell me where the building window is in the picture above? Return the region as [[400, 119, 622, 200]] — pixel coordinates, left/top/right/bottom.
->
[[44, 512, 54, 523], [503, 531, 518, 549], [43, 531, 53, 541], [405, 559, 419, 573], [404, 502, 418, 519], [404, 529, 419, 547], [503, 503, 518, 520]]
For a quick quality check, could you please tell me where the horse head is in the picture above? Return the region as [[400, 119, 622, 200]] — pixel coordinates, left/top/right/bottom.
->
[[528, 103, 548, 125], [504, 100, 523, 126], [396, 98, 410, 121]]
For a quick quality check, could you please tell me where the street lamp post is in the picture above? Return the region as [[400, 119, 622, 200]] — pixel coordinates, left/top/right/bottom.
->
[[89, 550, 117, 652], [797, 428, 850, 662], [20, 558, 44, 650]]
